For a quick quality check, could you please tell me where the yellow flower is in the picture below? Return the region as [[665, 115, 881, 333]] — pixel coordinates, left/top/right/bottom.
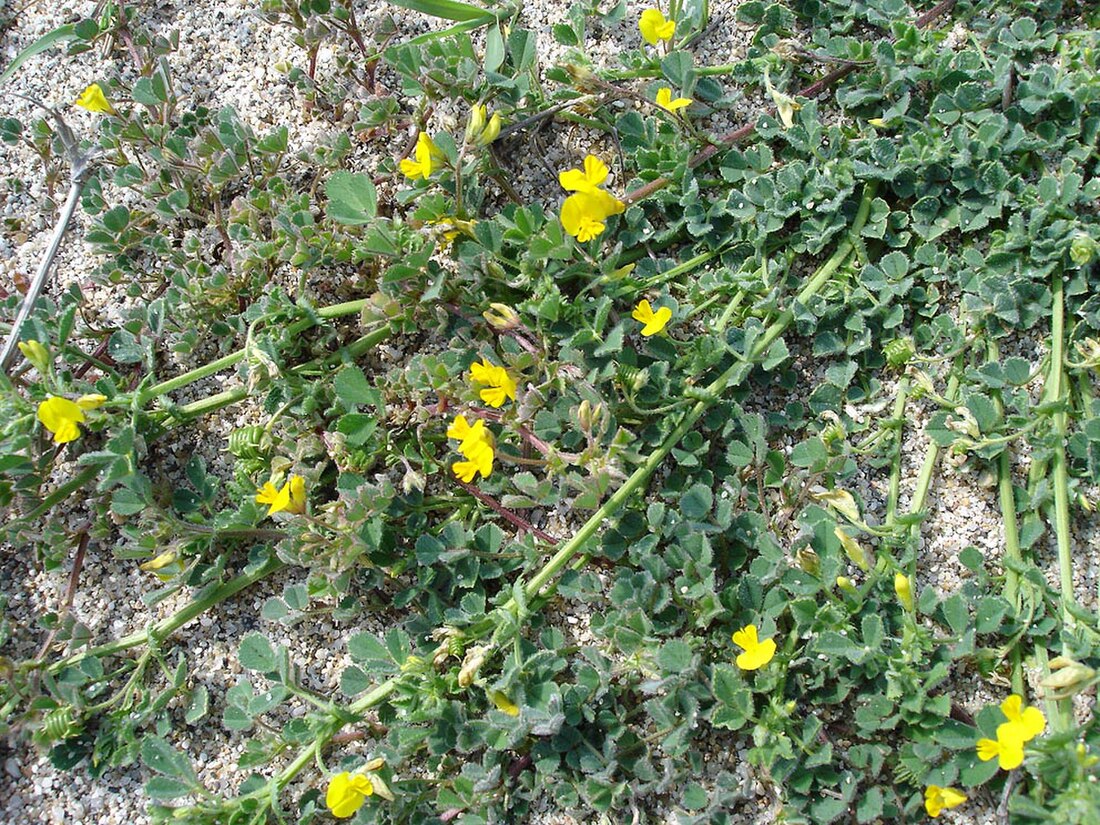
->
[[447, 414, 486, 446], [977, 727, 1026, 770], [453, 438, 494, 483], [894, 572, 914, 612], [631, 299, 672, 336], [731, 624, 776, 671], [559, 154, 610, 193], [325, 771, 373, 819], [639, 8, 675, 45], [655, 87, 692, 113], [74, 83, 115, 114], [924, 785, 967, 818], [999, 694, 1046, 741], [37, 396, 86, 444], [489, 689, 520, 717], [399, 132, 442, 180], [255, 474, 307, 516], [560, 189, 625, 243], [449, 414, 495, 482], [468, 358, 517, 408]]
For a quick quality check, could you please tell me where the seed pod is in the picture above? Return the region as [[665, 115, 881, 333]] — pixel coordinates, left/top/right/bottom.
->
[[883, 337, 916, 368], [227, 425, 268, 459]]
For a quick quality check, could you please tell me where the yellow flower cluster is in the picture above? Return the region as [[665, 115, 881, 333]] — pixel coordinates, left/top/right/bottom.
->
[[731, 624, 776, 670], [468, 356, 516, 408], [36, 394, 107, 444], [448, 414, 494, 483], [924, 785, 967, 818], [465, 103, 501, 146], [558, 155, 625, 243], [638, 8, 675, 45], [632, 299, 671, 336], [255, 474, 307, 516], [976, 694, 1046, 770]]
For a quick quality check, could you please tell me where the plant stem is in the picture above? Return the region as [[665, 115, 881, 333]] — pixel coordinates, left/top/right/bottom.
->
[[136, 298, 373, 405], [905, 372, 961, 548], [1048, 271, 1075, 628], [884, 377, 910, 531]]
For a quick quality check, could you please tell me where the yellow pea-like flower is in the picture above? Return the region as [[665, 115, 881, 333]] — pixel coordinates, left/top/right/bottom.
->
[[74, 83, 116, 114], [655, 87, 692, 113], [924, 785, 967, 818], [468, 358, 516, 408], [399, 132, 443, 180], [255, 474, 307, 516], [639, 8, 675, 45], [731, 624, 776, 671], [560, 189, 625, 243], [558, 154, 610, 193], [325, 772, 373, 819], [631, 299, 672, 336], [37, 396, 87, 444]]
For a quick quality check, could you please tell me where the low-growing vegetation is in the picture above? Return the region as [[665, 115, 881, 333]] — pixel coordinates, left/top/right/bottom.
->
[[2, 0, 1100, 822]]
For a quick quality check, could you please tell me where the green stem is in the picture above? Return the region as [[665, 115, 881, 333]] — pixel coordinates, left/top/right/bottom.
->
[[906, 372, 962, 547], [31, 554, 286, 675], [1049, 272, 1075, 627], [170, 325, 392, 420], [136, 298, 372, 405], [989, 339, 1026, 697], [884, 377, 910, 531]]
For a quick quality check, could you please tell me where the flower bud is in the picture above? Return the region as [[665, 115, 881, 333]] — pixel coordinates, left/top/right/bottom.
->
[[835, 527, 872, 572], [17, 339, 50, 373], [577, 400, 602, 433], [363, 757, 386, 772], [894, 572, 914, 612], [479, 112, 501, 145], [867, 117, 888, 128], [796, 548, 820, 577], [458, 645, 490, 687], [464, 104, 487, 144], [1070, 234, 1097, 266], [1041, 657, 1096, 699], [76, 393, 108, 410], [483, 302, 519, 331], [836, 576, 857, 596]]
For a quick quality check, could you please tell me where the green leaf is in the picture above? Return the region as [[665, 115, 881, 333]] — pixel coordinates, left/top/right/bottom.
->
[[0, 24, 76, 86], [679, 483, 713, 520], [184, 685, 209, 724], [238, 633, 278, 673], [334, 366, 377, 407], [385, 0, 497, 22], [348, 632, 400, 673], [144, 776, 194, 801], [336, 413, 378, 446], [484, 24, 504, 72], [141, 736, 198, 782], [657, 639, 694, 673], [325, 171, 378, 225], [790, 437, 828, 469]]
